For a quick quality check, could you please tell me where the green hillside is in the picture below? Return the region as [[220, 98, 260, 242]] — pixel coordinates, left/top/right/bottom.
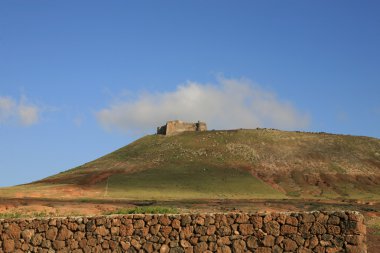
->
[[31, 128, 380, 200]]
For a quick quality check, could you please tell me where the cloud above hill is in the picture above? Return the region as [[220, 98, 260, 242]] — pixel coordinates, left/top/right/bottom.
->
[[0, 96, 40, 126], [96, 77, 310, 133]]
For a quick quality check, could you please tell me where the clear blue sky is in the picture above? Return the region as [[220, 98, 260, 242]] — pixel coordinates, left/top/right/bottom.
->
[[1, 1, 379, 186]]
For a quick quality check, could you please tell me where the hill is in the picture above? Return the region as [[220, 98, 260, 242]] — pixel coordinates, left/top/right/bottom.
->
[[1, 129, 380, 200]]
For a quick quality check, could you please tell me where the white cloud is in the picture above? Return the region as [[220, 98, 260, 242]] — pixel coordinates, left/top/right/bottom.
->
[[96, 77, 310, 133], [0, 96, 40, 126]]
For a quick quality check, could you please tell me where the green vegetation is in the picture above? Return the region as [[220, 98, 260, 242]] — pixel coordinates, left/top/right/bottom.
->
[[0, 212, 23, 219], [106, 164, 284, 200], [2, 128, 380, 201], [0, 211, 51, 219], [105, 206, 178, 215]]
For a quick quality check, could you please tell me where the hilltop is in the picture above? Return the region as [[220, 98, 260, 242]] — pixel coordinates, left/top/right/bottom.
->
[[2, 128, 379, 201]]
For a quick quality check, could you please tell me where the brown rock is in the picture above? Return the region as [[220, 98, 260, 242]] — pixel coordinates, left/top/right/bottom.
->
[[94, 225, 108, 236], [180, 240, 192, 248], [131, 239, 141, 250], [328, 216, 340, 225], [194, 242, 208, 253], [170, 247, 185, 253], [348, 220, 366, 235], [194, 225, 207, 235], [255, 247, 271, 253], [311, 222, 326, 234], [207, 225, 216, 235], [150, 224, 161, 235], [68, 239, 79, 250], [283, 238, 297, 252], [349, 213, 363, 222], [68, 222, 78, 231], [272, 245, 282, 253], [109, 240, 117, 250], [292, 234, 305, 246], [298, 247, 312, 253], [235, 214, 249, 223], [326, 247, 343, 253], [346, 235, 365, 245], [217, 226, 231, 236], [46, 227, 58, 240], [209, 241, 217, 251], [120, 241, 131, 250], [6, 223, 21, 239], [134, 219, 145, 229], [309, 235, 319, 248], [57, 227, 73, 240], [121, 224, 134, 236], [53, 240, 66, 250], [205, 216, 215, 226], [181, 215, 192, 226], [160, 244, 170, 253], [327, 225, 341, 235], [3, 239, 15, 253], [79, 238, 87, 248], [31, 233, 43, 246], [263, 214, 272, 223], [190, 236, 199, 245], [195, 216, 205, 225], [112, 218, 121, 226], [109, 226, 119, 236], [316, 213, 329, 224], [314, 245, 326, 253], [87, 237, 97, 247], [49, 219, 57, 226], [217, 236, 231, 246], [160, 226, 173, 237], [85, 221, 96, 232], [159, 215, 171, 226], [250, 216, 263, 229], [102, 240, 109, 249], [302, 213, 315, 223], [180, 226, 193, 239], [232, 239, 246, 253], [143, 242, 154, 253], [172, 219, 181, 229], [262, 235, 275, 247], [281, 224, 297, 235], [217, 245, 231, 253], [246, 236, 258, 249], [345, 245, 366, 253], [285, 216, 298, 226], [239, 224, 254, 235], [264, 220, 280, 236], [299, 223, 312, 235], [21, 229, 34, 242], [184, 247, 194, 253], [21, 242, 29, 251]]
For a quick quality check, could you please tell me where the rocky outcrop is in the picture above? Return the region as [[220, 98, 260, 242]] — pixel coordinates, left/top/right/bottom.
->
[[0, 211, 366, 252]]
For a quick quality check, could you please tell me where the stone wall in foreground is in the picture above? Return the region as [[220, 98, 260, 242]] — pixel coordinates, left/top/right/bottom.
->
[[0, 211, 366, 253]]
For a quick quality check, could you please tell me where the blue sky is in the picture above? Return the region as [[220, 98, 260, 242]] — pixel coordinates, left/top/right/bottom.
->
[[0, 1, 379, 186]]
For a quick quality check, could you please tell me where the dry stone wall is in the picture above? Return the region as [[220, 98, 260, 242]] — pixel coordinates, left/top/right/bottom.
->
[[0, 211, 366, 253]]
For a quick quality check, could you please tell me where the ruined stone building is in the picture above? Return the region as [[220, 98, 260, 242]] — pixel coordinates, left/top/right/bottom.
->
[[157, 120, 207, 135]]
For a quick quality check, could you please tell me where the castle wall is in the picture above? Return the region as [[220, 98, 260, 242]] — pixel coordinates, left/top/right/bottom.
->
[[0, 211, 366, 252], [157, 121, 207, 135]]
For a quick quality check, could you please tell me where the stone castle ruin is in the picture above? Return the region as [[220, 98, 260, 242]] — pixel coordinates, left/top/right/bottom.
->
[[157, 120, 207, 135]]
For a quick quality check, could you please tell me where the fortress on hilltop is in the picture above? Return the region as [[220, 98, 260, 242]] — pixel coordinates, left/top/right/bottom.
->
[[157, 120, 207, 135]]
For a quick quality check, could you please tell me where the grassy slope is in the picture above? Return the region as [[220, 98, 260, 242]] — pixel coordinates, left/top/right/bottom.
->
[[3, 129, 380, 200]]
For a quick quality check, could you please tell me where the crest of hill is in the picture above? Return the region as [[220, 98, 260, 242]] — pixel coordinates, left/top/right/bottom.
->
[[35, 128, 380, 200]]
